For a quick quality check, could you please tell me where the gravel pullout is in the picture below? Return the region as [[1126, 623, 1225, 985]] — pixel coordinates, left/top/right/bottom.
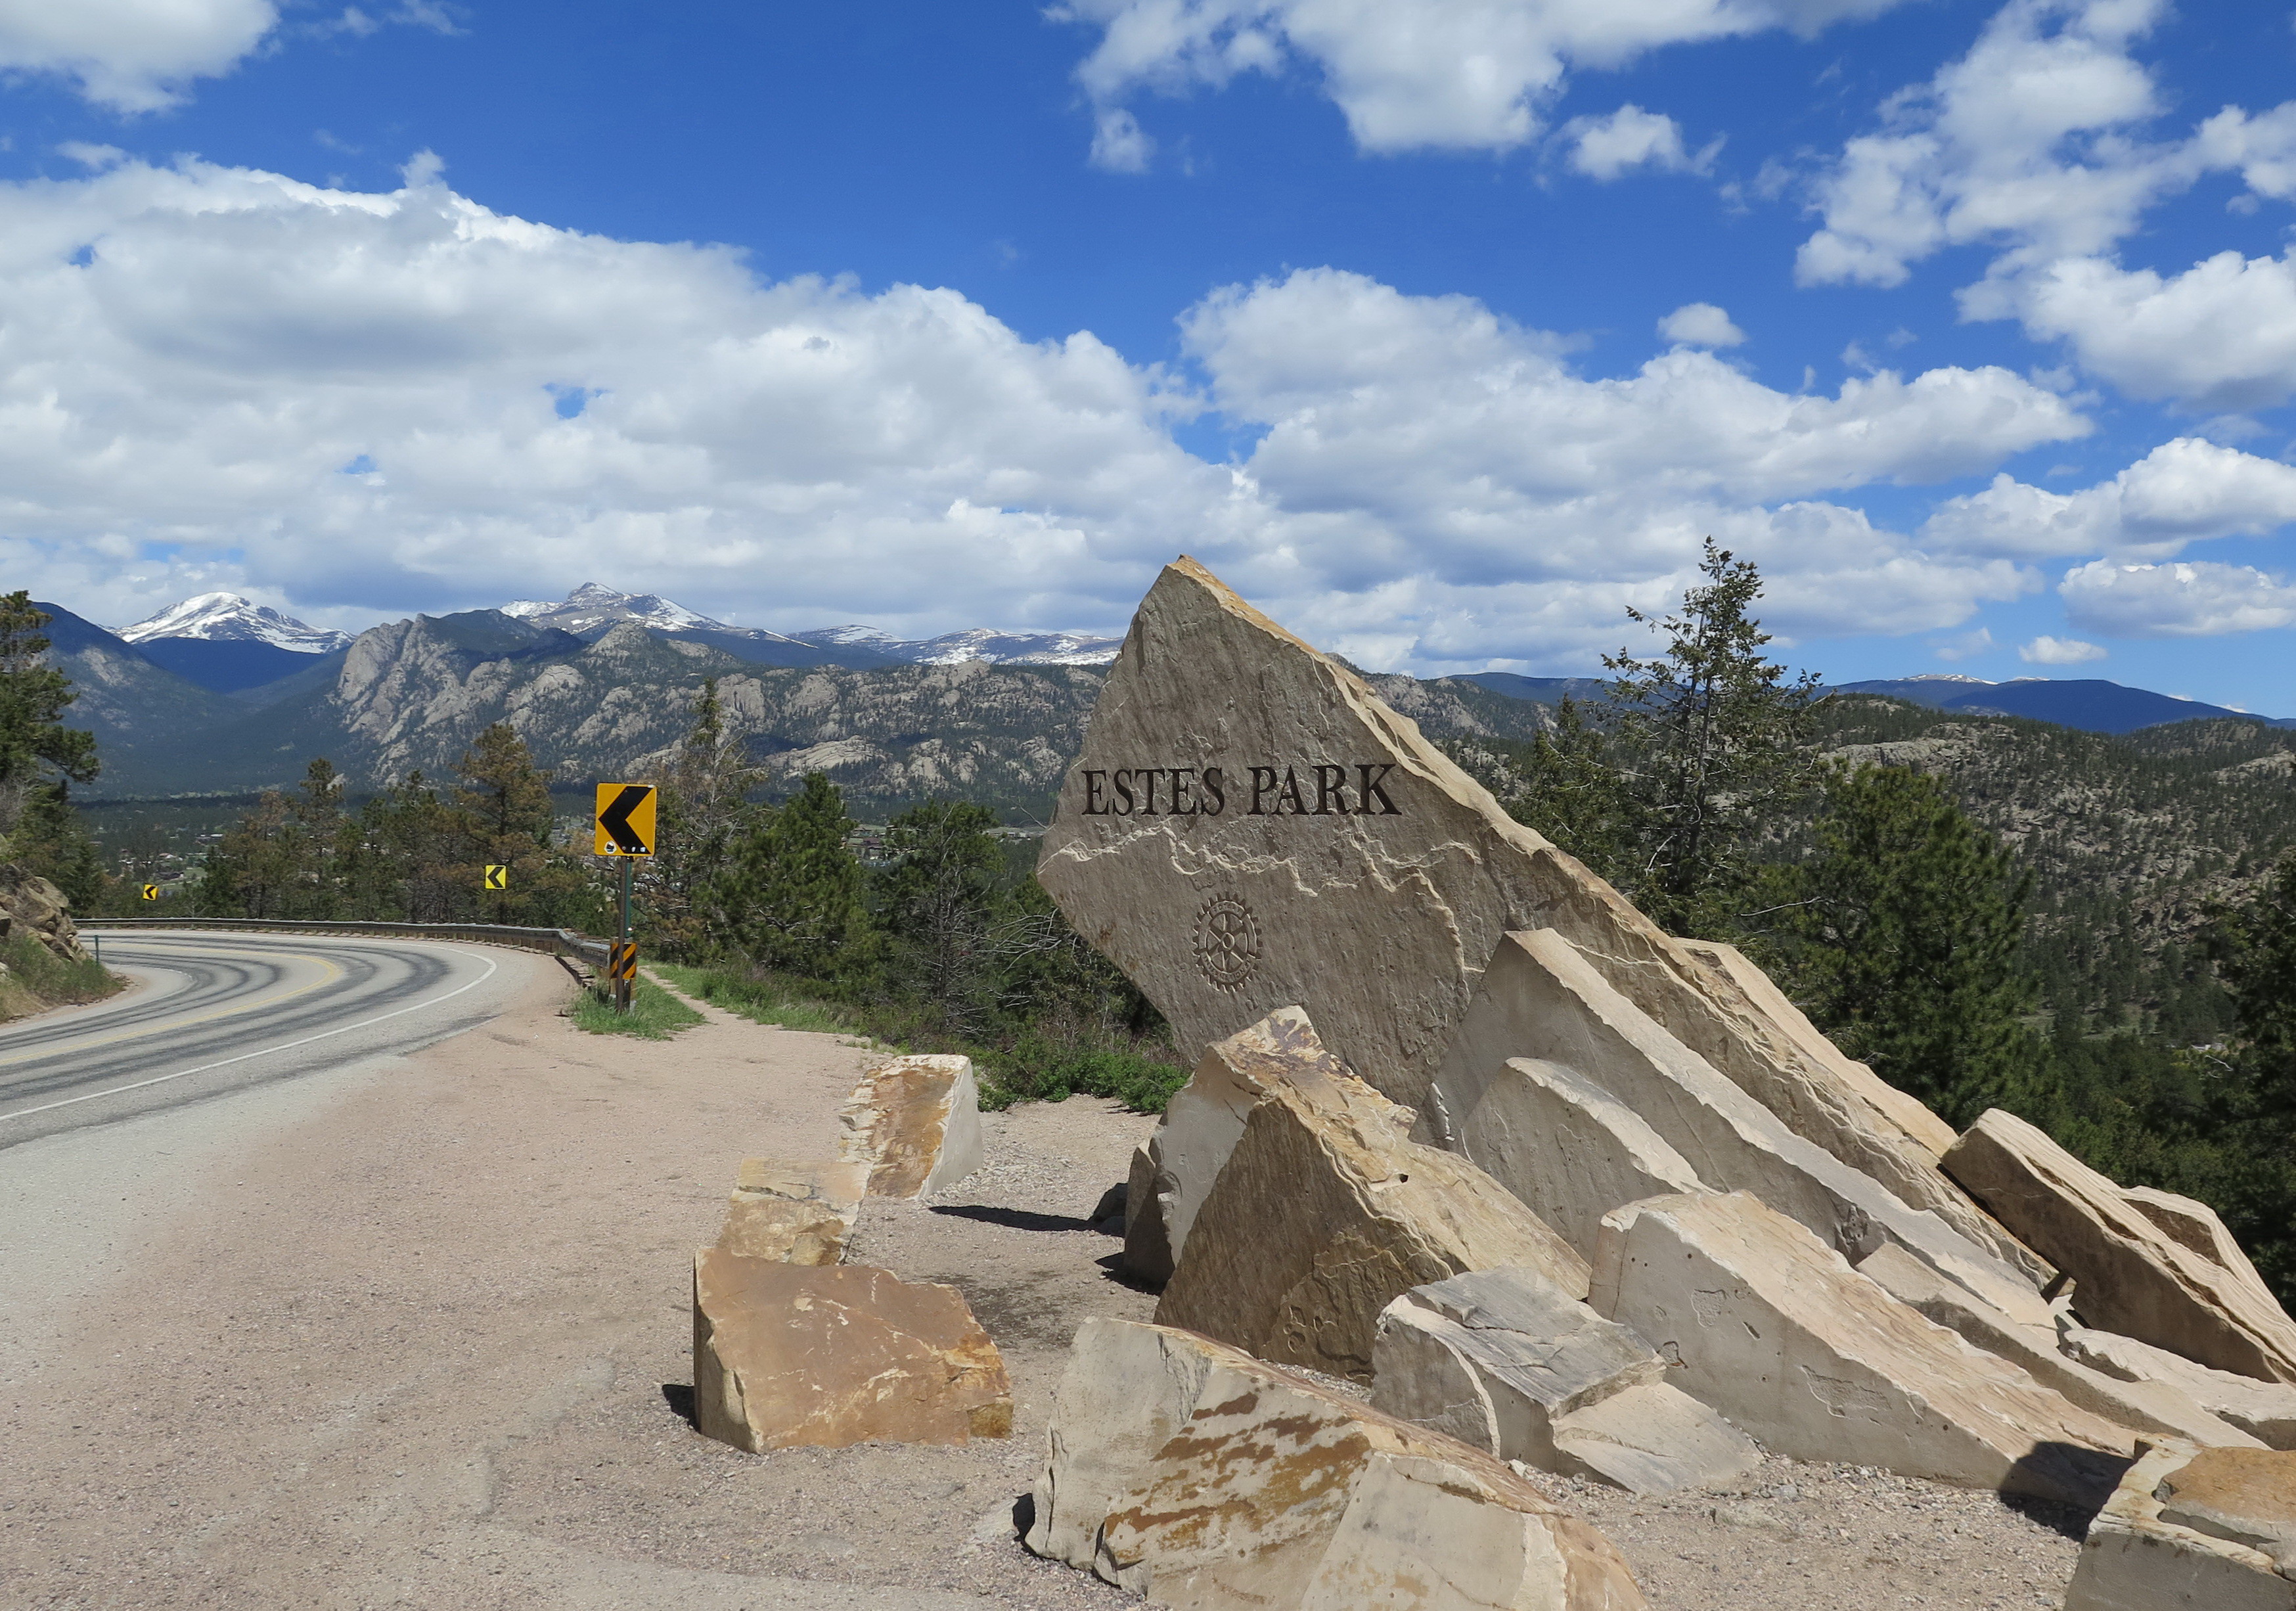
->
[[0, 955, 2102, 1608]]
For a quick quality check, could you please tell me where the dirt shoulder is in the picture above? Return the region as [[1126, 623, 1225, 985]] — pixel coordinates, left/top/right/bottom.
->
[[0, 955, 2093, 1611]]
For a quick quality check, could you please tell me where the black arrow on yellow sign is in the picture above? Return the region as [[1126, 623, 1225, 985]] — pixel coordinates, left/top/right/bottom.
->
[[483, 864, 508, 890], [141, 884, 159, 900], [593, 783, 656, 857]]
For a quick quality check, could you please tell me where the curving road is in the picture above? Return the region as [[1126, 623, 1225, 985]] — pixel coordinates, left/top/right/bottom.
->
[[0, 929, 537, 1150]]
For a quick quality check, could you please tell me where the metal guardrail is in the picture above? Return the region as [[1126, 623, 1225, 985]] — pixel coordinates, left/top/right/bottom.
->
[[76, 916, 614, 967]]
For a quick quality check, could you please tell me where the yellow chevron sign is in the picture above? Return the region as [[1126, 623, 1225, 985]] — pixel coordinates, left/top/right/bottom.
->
[[483, 864, 508, 890], [593, 783, 656, 857], [140, 884, 159, 900]]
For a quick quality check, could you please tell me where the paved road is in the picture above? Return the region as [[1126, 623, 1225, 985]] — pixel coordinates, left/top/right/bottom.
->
[[0, 929, 531, 1150]]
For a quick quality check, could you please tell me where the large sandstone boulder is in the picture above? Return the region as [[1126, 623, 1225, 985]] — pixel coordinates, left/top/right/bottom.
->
[[1123, 1005, 1326, 1284], [836, 1053, 983, 1198], [1372, 1267, 1760, 1495], [1025, 1317, 1651, 1610], [1033, 558, 1958, 1193], [1592, 1191, 2128, 1507], [691, 1250, 1011, 1451], [1154, 1010, 1588, 1382], [0, 864, 84, 963], [1438, 928, 2041, 1316], [2067, 1441, 2296, 1610], [1944, 1110, 2296, 1384], [713, 1157, 868, 1265], [2062, 1324, 2296, 1450], [1857, 1242, 2257, 1449]]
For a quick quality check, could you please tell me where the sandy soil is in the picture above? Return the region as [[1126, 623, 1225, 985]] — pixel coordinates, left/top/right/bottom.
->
[[0, 955, 2099, 1610]]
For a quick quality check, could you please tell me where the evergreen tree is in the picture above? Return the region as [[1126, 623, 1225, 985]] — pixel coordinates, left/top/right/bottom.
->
[[1784, 763, 2046, 1127], [0, 593, 101, 897], [1496, 695, 1644, 886], [874, 799, 1006, 1030], [719, 771, 868, 973], [452, 721, 558, 924], [652, 679, 765, 955], [1603, 540, 1820, 934]]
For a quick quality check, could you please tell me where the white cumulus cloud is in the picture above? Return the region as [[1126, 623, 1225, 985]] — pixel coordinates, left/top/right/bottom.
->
[[1656, 302, 1745, 347], [1565, 105, 1711, 179], [0, 0, 278, 110], [0, 159, 2101, 673], [1920, 437, 2296, 560], [1998, 250, 2296, 411], [2018, 633, 2104, 663], [1052, 0, 1910, 160], [2060, 559, 2296, 636]]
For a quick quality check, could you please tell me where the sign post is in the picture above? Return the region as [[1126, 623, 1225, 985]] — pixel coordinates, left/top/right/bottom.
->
[[593, 783, 657, 1012]]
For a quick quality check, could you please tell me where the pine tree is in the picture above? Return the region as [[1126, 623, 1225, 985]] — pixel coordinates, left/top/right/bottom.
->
[[1497, 695, 1644, 887], [873, 798, 1005, 1030], [452, 721, 558, 924], [1785, 763, 2046, 1127], [1603, 540, 1820, 934], [0, 593, 101, 893], [653, 679, 764, 955], [719, 772, 868, 974]]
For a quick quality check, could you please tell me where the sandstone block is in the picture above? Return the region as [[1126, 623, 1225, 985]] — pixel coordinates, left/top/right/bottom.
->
[[713, 1157, 868, 1265], [2067, 1441, 2296, 1611], [836, 1053, 983, 1198], [2062, 1324, 2296, 1449], [1944, 1109, 2296, 1383], [1123, 1005, 1333, 1283], [1154, 1014, 1588, 1382], [1025, 1317, 1650, 1610], [1592, 1191, 2128, 1506], [1439, 928, 2040, 1317], [1443, 1055, 1708, 1261], [1857, 1242, 2257, 1449], [1372, 1267, 1759, 1494], [691, 1250, 1010, 1452]]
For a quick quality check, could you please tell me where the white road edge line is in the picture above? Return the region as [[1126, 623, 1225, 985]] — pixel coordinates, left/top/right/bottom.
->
[[0, 945, 502, 1123]]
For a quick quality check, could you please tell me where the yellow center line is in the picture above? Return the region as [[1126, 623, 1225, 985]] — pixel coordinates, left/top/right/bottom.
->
[[0, 946, 346, 1070]]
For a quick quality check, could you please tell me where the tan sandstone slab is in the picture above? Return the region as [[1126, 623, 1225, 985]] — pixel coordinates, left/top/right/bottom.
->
[[2067, 1441, 2296, 1611], [1592, 1191, 2128, 1507], [1439, 928, 2042, 1316], [690, 1250, 1012, 1453], [1155, 1009, 1588, 1382], [1024, 1317, 1651, 1611], [2062, 1323, 2296, 1450], [1372, 1267, 1759, 1495], [713, 1156, 868, 1265], [1122, 1005, 1327, 1284], [1032, 556, 1996, 1282], [1856, 1242, 2256, 1449], [1945, 1109, 2296, 1384], [836, 1053, 983, 1199]]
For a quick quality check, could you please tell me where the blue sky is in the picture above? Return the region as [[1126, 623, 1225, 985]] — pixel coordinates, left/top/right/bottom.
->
[[7, 0, 2296, 711]]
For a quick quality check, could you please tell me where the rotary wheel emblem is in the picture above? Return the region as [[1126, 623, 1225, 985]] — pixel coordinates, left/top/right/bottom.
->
[[1192, 892, 1262, 992]]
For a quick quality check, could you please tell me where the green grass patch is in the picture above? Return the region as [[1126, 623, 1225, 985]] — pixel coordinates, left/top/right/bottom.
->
[[974, 1036, 1191, 1114], [0, 933, 123, 1018], [650, 961, 859, 1035], [568, 978, 706, 1039]]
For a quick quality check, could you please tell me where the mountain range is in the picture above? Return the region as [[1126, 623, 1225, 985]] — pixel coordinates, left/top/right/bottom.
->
[[32, 583, 2296, 806]]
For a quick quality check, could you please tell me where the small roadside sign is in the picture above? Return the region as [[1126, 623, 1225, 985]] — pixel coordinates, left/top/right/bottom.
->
[[483, 864, 508, 890], [608, 938, 638, 1010], [140, 884, 160, 900], [594, 783, 657, 857]]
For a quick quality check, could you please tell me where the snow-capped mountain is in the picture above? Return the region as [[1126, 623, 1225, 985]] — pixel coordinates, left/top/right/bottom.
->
[[117, 593, 353, 652], [501, 582, 729, 635], [791, 624, 1121, 666]]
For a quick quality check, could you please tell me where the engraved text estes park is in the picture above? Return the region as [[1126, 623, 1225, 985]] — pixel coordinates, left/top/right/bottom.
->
[[1074, 763, 1402, 818]]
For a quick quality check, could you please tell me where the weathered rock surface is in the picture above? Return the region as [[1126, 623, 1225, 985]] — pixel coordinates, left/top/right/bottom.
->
[[690, 1250, 1011, 1452], [2063, 1324, 2296, 1449], [1945, 1108, 2296, 1384], [0, 863, 85, 963], [1857, 1242, 2257, 1448], [1592, 1191, 2128, 1506], [1025, 1317, 1652, 1610], [836, 1053, 983, 1199], [1155, 1011, 1588, 1382], [1122, 1005, 1330, 1284], [2066, 1441, 2296, 1610], [1439, 1055, 1709, 1261], [1372, 1267, 1759, 1494], [1438, 928, 2040, 1317], [713, 1157, 867, 1265]]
